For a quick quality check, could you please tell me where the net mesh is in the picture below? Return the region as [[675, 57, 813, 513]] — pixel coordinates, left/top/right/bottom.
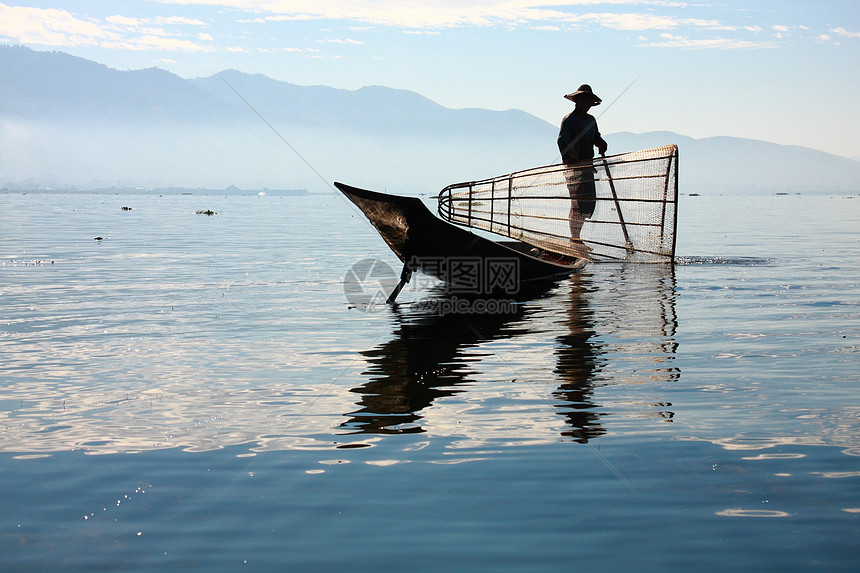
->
[[437, 145, 678, 263]]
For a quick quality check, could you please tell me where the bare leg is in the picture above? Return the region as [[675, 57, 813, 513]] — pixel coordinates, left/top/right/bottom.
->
[[566, 167, 591, 259], [569, 201, 585, 241]]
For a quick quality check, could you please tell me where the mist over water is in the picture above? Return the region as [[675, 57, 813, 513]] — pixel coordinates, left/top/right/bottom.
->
[[0, 118, 555, 195]]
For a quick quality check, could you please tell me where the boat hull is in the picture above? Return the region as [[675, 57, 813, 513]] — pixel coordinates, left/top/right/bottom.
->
[[335, 182, 583, 292]]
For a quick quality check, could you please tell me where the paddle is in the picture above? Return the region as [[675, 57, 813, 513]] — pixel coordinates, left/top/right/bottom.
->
[[601, 153, 634, 254], [386, 263, 412, 304]]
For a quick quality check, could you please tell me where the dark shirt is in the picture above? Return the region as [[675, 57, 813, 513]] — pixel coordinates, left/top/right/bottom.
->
[[557, 112, 600, 163]]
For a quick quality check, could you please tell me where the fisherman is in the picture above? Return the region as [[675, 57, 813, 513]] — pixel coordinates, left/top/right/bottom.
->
[[557, 84, 608, 255]]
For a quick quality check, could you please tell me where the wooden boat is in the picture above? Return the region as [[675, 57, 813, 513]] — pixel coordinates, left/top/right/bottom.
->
[[335, 182, 585, 302], [335, 145, 678, 302]]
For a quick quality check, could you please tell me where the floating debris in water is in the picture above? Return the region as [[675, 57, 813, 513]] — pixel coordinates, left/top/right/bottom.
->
[[674, 256, 773, 266], [196, 210, 217, 216], [3, 259, 53, 266]]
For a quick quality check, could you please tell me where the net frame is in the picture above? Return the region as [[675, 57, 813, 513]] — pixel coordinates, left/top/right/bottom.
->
[[437, 145, 679, 263]]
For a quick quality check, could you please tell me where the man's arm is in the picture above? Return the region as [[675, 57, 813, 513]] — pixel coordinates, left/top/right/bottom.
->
[[593, 117, 607, 155], [596, 135, 607, 155]]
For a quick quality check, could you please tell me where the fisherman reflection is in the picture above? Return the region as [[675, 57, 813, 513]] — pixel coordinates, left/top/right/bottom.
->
[[551, 275, 604, 443], [340, 289, 533, 434], [553, 265, 681, 440], [557, 84, 608, 258]]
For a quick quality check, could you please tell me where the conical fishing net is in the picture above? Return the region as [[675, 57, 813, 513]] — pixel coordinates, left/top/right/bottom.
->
[[437, 145, 678, 262]]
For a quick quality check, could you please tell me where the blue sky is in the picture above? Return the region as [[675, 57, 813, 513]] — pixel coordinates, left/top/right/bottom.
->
[[2, 0, 859, 158]]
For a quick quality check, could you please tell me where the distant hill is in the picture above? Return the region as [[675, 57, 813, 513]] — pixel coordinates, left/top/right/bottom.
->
[[1, 45, 858, 194], [193, 70, 547, 138], [606, 131, 860, 194], [0, 45, 232, 124]]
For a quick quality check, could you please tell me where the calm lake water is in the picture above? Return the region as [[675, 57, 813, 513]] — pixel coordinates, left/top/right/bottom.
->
[[1, 189, 859, 571]]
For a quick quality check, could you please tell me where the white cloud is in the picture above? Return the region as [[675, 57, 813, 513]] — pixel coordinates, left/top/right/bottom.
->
[[640, 32, 774, 49], [105, 34, 215, 52], [2, 1, 829, 54], [106, 15, 142, 27], [164, 0, 727, 31], [317, 38, 364, 45], [831, 27, 860, 38], [0, 2, 211, 51], [254, 13, 317, 23], [565, 12, 729, 31], [0, 3, 113, 46], [158, 1, 805, 56], [151, 16, 208, 26]]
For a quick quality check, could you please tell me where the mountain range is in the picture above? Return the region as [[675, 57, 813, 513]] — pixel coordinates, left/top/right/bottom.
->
[[1, 45, 858, 194]]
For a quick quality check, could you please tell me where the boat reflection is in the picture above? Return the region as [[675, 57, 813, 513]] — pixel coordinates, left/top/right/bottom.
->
[[343, 264, 679, 440], [340, 283, 550, 434]]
